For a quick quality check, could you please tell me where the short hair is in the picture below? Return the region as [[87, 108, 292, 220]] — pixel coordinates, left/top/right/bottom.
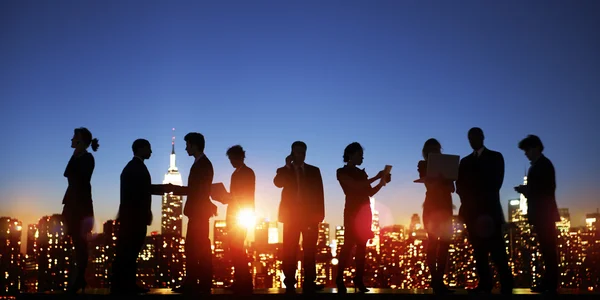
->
[[291, 141, 307, 151], [184, 132, 205, 152], [518, 135, 544, 152], [74, 127, 100, 152], [343, 142, 363, 163], [422, 138, 442, 160], [132, 139, 150, 154], [226, 145, 245, 159], [468, 127, 484, 139]]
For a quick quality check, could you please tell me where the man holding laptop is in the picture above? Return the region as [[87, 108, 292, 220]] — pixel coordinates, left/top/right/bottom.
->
[[214, 145, 256, 294]]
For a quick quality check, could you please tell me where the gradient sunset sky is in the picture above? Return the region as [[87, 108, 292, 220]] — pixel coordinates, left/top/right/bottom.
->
[[1, 0, 599, 249]]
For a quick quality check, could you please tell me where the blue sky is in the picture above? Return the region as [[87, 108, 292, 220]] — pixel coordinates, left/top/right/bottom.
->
[[1, 0, 599, 246]]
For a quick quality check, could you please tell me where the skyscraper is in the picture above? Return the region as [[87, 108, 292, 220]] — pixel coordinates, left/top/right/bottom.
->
[[334, 226, 345, 256], [36, 214, 73, 292], [213, 220, 227, 259], [508, 199, 520, 222], [317, 222, 330, 254], [162, 129, 183, 237], [0, 217, 23, 293], [254, 218, 269, 249], [367, 197, 381, 254], [26, 224, 37, 256]]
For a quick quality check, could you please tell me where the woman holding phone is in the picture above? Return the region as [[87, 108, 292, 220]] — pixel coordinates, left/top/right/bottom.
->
[[417, 138, 455, 294], [335, 142, 390, 293], [62, 127, 99, 294]]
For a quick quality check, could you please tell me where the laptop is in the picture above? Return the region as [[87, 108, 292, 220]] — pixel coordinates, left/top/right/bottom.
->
[[413, 153, 460, 183]]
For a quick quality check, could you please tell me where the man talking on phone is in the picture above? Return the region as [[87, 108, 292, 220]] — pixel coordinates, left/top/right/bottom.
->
[[274, 141, 325, 294]]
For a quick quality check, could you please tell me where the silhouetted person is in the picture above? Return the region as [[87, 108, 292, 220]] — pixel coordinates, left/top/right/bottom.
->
[[111, 139, 173, 295], [456, 127, 513, 294], [62, 127, 98, 294], [274, 141, 325, 293], [220, 145, 255, 294], [418, 139, 455, 294], [336, 142, 390, 293], [171, 132, 216, 295], [515, 135, 559, 294]]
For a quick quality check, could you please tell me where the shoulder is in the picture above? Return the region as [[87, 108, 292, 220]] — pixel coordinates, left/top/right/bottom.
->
[[460, 154, 472, 163], [242, 166, 256, 178], [487, 149, 503, 158], [306, 164, 319, 172]]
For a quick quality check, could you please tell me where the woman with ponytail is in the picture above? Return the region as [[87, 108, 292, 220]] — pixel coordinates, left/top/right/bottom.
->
[[62, 127, 99, 294]]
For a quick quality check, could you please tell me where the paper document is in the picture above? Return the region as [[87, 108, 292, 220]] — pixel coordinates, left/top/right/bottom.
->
[[426, 153, 460, 180], [210, 182, 228, 202]]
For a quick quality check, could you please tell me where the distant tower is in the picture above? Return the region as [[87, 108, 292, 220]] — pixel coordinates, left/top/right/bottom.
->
[[367, 197, 381, 253], [162, 128, 183, 236]]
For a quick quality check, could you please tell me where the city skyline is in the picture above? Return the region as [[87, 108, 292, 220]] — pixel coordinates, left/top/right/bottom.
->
[[2, 1, 599, 255], [3, 133, 600, 254]]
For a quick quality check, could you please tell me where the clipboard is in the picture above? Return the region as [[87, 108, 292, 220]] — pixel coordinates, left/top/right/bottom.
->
[[210, 182, 228, 202]]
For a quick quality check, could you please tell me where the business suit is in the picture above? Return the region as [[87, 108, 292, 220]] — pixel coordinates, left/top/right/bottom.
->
[[182, 155, 216, 292], [456, 148, 513, 291], [112, 157, 165, 292], [226, 165, 255, 290], [61, 151, 95, 286], [274, 163, 324, 289], [523, 155, 559, 290]]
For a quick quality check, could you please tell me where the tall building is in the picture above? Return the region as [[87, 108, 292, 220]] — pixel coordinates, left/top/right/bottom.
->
[[162, 130, 183, 236], [0, 217, 23, 293], [367, 197, 381, 254], [26, 224, 37, 256], [254, 218, 269, 249], [317, 222, 330, 254], [36, 214, 73, 292], [213, 220, 228, 259], [268, 221, 279, 244], [334, 226, 345, 256], [557, 208, 571, 233], [446, 215, 476, 288], [508, 199, 520, 222]]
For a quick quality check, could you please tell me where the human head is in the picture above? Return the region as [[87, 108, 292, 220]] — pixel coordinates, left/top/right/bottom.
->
[[422, 138, 442, 160], [184, 132, 205, 157], [291, 141, 307, 165], [132, 139, 152, 160], [468, 127, 484, 151], [343, 142, 364, 166], [226, 145, 245, 169], [71, 127, 99, 152], [518, 134, 544, 162]]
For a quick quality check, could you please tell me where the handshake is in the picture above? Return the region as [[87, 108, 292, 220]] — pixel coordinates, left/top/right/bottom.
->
[[156, 183, 187, 195]]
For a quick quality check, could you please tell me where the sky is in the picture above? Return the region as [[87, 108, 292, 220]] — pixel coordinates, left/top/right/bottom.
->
[[1, 0, 599, 251]]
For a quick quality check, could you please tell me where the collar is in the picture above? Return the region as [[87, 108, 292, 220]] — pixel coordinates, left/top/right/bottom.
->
[[234, 164, 246, 173], [474, 147, 485, 157], [134, 156, 144, 163]]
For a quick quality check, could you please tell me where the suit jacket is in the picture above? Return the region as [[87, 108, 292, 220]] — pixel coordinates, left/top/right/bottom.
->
[[226, 165, 256, 222], [183, 155, 216, 220], [119, 157, 164, 227], [524, 155, 560, 225], [62, 152, 95, 219], [274, 163, 325, 224], [456, 148, 505, 224]]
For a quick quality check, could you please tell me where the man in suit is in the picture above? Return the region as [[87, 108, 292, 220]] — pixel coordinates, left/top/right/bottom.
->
[[171, 132, 217, 294], [456, 127, 513, 294], [111, 139, 172, 295], [515, 135, 559, 294], [274, 141, 325, 293], [219, 145, 255, 294]]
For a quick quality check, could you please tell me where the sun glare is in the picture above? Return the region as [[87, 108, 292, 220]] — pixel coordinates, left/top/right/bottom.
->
[[236, 209, 256, 229]]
